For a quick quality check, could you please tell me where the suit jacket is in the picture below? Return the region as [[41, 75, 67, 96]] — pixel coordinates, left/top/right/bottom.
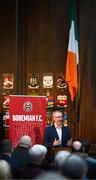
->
[[11, 146, 31, 166], [83, 156, 96, 179], [43, 124, 71, 148]]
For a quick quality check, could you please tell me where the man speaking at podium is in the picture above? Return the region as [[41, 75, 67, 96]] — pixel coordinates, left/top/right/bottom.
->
[[43, 110, 72, 149]]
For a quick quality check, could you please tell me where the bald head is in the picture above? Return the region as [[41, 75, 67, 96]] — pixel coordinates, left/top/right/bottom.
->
[[29, 144, 47, 164], [19, 135, 32, 148], [72, 140, 82, 153], [0, 160, 12, 179]]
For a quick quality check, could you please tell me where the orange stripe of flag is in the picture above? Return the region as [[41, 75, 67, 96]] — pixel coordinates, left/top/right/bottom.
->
[[66, 51, 77, 101]]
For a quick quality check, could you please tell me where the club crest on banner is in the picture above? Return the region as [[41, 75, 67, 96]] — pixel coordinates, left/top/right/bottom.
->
[[23, 101, 33, 112]]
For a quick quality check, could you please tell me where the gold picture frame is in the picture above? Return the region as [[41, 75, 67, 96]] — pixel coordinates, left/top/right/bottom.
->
[[3, 73, 14, 90]]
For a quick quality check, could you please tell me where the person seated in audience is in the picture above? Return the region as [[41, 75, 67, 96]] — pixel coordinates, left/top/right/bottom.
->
[[43, 110, 72, 149], [61, 154, 87, 179], [81, 139, 96, 179], [81, 139, 91, 156], [35, 171, 70, 180], [0, 160, 12, 179], [71, 140, 83, 155], [0, 139, 22, 179], [20, 144, 47, 179], [11, 135, 32, 166], [54, 150, 71, 173]]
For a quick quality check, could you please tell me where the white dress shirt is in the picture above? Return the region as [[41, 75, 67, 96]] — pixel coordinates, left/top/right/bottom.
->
[[55, 124, 62, 143]]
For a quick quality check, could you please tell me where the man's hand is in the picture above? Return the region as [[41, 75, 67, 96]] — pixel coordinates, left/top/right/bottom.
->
[[67, 138, 72, 146], [53, 138, 61, 146]]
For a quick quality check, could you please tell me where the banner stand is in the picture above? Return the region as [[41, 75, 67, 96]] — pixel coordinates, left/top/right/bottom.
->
[[9, 95, 46, 148]]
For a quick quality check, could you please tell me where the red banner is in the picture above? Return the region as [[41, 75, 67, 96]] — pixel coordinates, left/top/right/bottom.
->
[[9, 95, 46, 148]]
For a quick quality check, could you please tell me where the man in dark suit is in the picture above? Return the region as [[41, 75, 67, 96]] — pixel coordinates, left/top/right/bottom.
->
[[43, 110, 72, 149]]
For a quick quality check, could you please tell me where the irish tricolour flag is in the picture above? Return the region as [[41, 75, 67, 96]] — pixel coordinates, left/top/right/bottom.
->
[[66, 0, 79, 101]]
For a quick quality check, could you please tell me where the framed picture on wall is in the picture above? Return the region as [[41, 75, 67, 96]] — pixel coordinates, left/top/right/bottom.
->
[[43, 74, 53, 89], [3, 73, 14, 90], [3, 95, 10, 109], [28, 74, 39, 89], [3, 110, 10, 128], [56, 74, 67, 88], [56, 94, 68, 107], [42, 90, 54, 106]]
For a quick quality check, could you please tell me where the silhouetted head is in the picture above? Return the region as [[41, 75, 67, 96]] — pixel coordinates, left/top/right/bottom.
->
[[19, 135, 32, 148], [81, 139, 91, 153], [54, 150, 71, 171], [62, 154, 87, 179], [72, 140, 83, 153], [0, 160, 12, 179], [1, 139, 12, 154], [29, 144, 47, 164], [36, 171, 69, 180]]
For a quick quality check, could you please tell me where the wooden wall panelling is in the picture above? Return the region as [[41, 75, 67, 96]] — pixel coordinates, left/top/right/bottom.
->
[[0, 0, 16, 109], [78, 0, 96, 149], [25, 0, 79, 139], [16, 0, 28, 94], [0, 0, 16, 138]]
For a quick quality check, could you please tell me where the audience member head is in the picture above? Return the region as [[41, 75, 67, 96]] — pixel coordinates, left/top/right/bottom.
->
[[0, 160, 12, 179], [62, 154, 87, 179], [72, 140, 83, 154], [36, 171, 69, 180], [81, 139, 91, 154], [19, 135, 32, 148], [29, 144, 47, 165], [1, 139, 12, 155], [54, 150, 71, 172]]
